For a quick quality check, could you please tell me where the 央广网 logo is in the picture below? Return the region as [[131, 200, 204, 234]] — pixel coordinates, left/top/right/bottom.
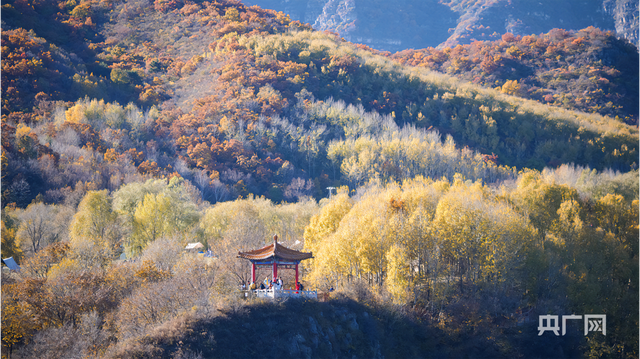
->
[[538, 314, 606, 336]]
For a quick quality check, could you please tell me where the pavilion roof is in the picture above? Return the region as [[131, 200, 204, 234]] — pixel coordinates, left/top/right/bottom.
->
[[237, 237, 312, 262]]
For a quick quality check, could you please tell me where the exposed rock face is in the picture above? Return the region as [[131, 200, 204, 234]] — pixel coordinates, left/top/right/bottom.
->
[[313, 0, 357, 35], [244, 0, 638, 50], [603, 0, 639, 47]]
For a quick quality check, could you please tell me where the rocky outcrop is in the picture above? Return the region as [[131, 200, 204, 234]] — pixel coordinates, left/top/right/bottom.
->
[[313, 0, 357, 35], [603, 0, 639, 47]]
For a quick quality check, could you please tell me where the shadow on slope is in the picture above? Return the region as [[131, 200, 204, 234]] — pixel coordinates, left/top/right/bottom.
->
[[109, 296, 584, 359]]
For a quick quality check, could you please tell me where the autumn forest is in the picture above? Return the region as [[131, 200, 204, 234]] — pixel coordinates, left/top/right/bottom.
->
[[1, 0, 638, 358]]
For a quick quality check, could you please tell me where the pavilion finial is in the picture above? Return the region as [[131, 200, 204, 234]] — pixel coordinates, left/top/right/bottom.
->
[[273, 234, 278, 244]]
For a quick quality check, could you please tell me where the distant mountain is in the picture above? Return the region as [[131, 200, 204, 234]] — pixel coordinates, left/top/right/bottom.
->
[[242, 0, 639, 51], [241, 0, 458, 51]]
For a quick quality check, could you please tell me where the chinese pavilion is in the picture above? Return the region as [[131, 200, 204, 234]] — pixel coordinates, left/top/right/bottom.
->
[[237, 234, 312, 285]]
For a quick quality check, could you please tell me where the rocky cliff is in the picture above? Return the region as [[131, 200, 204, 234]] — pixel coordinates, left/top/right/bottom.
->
[[603, 0, 639, 47]]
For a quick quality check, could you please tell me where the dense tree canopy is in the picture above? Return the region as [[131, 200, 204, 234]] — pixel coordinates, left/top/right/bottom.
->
[[392, 28, 639, 125]]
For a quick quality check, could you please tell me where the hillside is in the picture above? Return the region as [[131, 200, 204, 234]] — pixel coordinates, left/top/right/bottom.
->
[[2, 0, 638, 207], [65, 298, 585, 359], [392, 27, 639, 124], [3, 171, 637, 358], [243, 0, 639, 51]]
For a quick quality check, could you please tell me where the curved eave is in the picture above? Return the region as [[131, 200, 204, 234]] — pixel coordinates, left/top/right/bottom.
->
[[238, 242, 312, 262]]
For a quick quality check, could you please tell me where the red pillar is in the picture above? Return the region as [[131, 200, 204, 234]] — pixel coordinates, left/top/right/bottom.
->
[[251, 262, 256, 283], [295, 263, 299, 287], [273, 260, 278, 280]]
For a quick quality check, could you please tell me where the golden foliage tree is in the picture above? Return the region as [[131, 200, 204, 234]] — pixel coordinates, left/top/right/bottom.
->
[[69, 190, 119, 267]]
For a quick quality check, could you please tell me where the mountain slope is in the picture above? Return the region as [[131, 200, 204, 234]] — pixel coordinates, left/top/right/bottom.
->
[[392, 27, 639, 124], [100, 297, 584, 359], [1, 0, 638, 208], [440, 0, 618, 47]]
